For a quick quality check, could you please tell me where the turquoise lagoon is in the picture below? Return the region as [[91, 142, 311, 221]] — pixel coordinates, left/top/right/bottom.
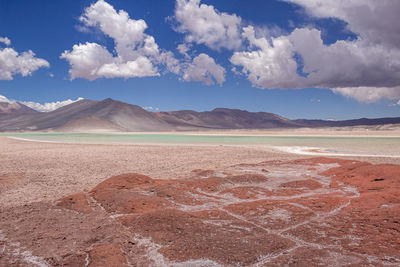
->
[[3, 132, 400, 158]]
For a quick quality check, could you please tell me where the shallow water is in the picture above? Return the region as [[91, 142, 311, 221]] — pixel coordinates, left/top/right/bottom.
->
[[3, 133, 400, 157]]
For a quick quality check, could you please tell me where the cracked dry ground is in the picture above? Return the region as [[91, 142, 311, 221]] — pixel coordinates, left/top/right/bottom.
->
[[1, 157, 400, 266]]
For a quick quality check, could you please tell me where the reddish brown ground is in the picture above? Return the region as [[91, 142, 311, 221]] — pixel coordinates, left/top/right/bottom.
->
[[0, 157, 399, 266]]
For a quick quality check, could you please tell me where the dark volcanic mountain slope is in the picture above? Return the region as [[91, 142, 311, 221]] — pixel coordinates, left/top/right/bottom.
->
[[157, 108, 302, 129], [0, 102, 38, 114]]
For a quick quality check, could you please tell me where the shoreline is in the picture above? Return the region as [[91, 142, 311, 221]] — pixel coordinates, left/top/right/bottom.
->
[[6, 135, 400, 159], [2, 127, 400, 138], [273, 145, 400, 158]]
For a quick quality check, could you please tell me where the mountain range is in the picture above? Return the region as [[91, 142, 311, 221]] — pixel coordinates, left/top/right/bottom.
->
[[1, 98, 399, 132]]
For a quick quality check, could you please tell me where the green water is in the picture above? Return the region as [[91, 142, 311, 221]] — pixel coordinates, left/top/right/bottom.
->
[[3, 132, 400, 157]]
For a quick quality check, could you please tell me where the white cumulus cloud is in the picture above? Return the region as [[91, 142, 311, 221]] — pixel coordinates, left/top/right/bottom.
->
[[61, 0, 224, 86], [177, 43, 192, 60], [20, 97, 85, 112], [174, 0, 242, 51], [182, 53, 225, 85], [0, 94, 83, 112], [143, 106, 159, 111], [61, 0, 172, 80], [0, 37, 49, 80], [332, 86, 400, 103], [0, 37, 11, 46], [285, 0, 400, 48], [228, 1, 400, 102], [0, 94, 13, 103], [230, 26, 302, 89]]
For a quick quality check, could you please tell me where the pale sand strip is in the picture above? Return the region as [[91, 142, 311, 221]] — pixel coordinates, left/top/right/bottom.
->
[[8, 136, 400, 158], [1, 135, 399, 208], [273, 146, 400, 158], [6, 126, 400, 137]]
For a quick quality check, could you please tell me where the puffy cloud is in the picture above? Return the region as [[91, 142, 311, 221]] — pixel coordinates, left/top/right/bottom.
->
[[60, 43, 160, 80], [0, 94, 83, 112], [332, 87, 400, 103], [96, 57, 158, 79], [59, 0, 400, 100], [0, 94, 12, 103], [176, 43, 225, 85], [80, 0, 158, 60], [182, 53, 225, 85], [20, 97, 84, 112], [285, 0, 400, 48], [61, 0, 226, 86], [230, 1, 400, 102], [0, 37, 11, 46], [143, 106, 159, 111], [158, 51, 181, 75], [289, 28, 400, 89], [0, 39, 49, 80], [61, 0, 168, 80], [174, 0, 242, 51], [232, 27, 400, 99], [177, 43, 192, 59], [230, 26, 303, 89], [61, 42, 117, 80], [177, 43, 190, 55]]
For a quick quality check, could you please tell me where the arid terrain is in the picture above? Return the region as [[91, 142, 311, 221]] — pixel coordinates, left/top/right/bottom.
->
[[2, 98, 400, 132], [2, 0, 400, 265], [0, 136, 400, 266]]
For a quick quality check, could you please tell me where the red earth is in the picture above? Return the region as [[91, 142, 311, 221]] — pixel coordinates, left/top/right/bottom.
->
[[0, 157, 399, 266]]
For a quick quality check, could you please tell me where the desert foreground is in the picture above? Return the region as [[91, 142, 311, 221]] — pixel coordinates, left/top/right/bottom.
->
[[1, 134, 400, 266]]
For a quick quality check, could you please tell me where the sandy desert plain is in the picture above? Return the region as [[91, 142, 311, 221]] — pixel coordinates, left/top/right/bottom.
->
[[1, 129, 400, 266]]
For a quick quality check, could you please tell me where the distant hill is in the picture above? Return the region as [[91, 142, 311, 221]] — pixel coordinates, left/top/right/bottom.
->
[[156, 108, 301, 129], [1, 98, 400, 132], [0, 98, 173, 132], [0, 102, 38, 114], [295, 117, 400, 128]]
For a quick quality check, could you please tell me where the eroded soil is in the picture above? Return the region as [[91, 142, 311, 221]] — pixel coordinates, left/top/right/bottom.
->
[[1, 157, 399, 266]]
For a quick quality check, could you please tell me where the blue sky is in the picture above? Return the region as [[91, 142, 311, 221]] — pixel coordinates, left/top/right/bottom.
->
[[0, 0, 399, 119]]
